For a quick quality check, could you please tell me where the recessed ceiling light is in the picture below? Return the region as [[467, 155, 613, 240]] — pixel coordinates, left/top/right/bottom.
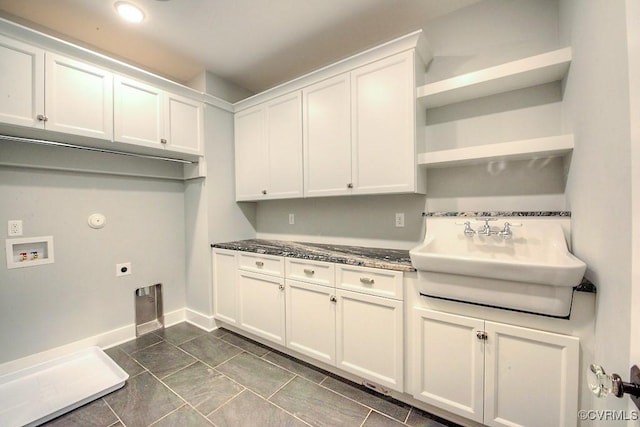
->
[[115, 2, 145, 23]]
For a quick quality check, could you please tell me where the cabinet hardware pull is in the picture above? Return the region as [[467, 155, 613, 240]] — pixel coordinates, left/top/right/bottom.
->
[[360, 277, 375, 285], [476, 331, 488, 341], [160, 138, 167, 144], [255, 261, 264, 267], [262, 189, 267, 195], [347, 183, 353, 189], [303, 269, 315, 275], [36, 114, 48, 122], [330, 295, 337, 302], [279, 284, 285, 291]]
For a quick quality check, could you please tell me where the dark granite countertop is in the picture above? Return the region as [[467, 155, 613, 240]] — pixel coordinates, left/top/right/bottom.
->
[[211, 239, 596, 292], [211, 239, 414, 272]]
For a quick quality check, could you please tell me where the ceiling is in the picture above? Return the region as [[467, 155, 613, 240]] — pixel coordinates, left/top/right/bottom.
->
[[0, 0, 481, 95]]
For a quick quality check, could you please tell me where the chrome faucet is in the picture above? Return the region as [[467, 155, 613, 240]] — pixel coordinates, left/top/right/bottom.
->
[[477, 219, 494, 236], [462, 221, 476, 237], [498, 221, 522, 239]]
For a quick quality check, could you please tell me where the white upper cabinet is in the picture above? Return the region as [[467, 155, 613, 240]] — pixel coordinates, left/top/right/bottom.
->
[[114, 76, 203, 155], [235, 31, 429, 201], [0, 37, 113, 140], [114, 76, 164, 147], [45, 53, 113, 140], [0, 32, 204, 162], [0, 35, 44, 129], [235, 105, 267, 199], [235, 91, 302, 201], [303, 73, 352, 197], [164, 92, 203, 155], [351, 51, 417, 195]]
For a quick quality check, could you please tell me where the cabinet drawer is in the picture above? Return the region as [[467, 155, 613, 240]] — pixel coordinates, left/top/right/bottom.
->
[[336, 265, 403, 300], [237, 253, 284, 277], [285, 258, 335, 287]]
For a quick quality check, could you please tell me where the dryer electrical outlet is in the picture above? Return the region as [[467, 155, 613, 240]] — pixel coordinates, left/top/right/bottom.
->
[[116, 262, 132, 277]]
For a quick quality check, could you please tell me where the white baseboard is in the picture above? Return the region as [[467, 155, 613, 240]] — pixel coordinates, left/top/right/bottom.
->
[[185, 308, 217, 332], [0, 323, 135, 376], [0, 307, 214, 376], [163, 308, 187, 327]]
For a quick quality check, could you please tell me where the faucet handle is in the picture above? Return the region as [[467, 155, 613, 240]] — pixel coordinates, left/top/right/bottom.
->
[[455, 221, 476, 237], [498, 221, 523, 239]]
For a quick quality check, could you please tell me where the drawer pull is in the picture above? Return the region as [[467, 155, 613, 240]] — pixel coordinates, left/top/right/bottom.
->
[[360, 277, 375, 285], [279, 284, 285, 291], [303, 269, 315, 275], [330, 295, 337, 303], [255, 261, 264, 267]]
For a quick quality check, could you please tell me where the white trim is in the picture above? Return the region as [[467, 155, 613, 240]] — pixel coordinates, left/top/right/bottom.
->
[[0, 324, 135, 376], [233, 30, 430, 112], [162, 308, 187, 327], [185, 308, 217, 332]]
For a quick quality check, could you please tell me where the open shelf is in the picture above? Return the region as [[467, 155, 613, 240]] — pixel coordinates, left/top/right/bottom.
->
[[417, 47, 572, 108], [418, 134, 574, 168]]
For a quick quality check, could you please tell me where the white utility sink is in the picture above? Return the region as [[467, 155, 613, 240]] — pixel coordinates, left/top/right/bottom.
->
[[410, 218, 587, 317]]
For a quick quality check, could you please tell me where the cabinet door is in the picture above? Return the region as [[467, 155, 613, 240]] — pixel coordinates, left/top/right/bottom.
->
[[114, 76, 163, 147], [45, 53, 113, 140], [265, 91, 303, 199], [412, 308, 484, 423], [351, 51, 416, 194], [303, 73, 352, 197], [235, 105, 268, 200], [165, 92, 203, 155], [484, 322, 579, 427], [237, 270, 286, 345], [212, 249, 238, 325], [285, 279, 336, 364], [336, 289, 403, 392], [0, 35, 44, 128]]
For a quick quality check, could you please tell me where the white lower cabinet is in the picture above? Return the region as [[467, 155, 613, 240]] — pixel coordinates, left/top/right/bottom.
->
[[336, 289, 404, 392], [412, 308, 579, 427], [212, 251, 404, 392], [237, 269, 286, 346], [285, 279, 336, 365], [212, 249, 238, 325]]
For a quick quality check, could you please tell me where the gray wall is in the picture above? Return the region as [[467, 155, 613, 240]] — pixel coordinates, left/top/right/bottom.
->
[[0, 165, 186, 363], [560, 0, 633, 418], [255, 0, 565, 245]]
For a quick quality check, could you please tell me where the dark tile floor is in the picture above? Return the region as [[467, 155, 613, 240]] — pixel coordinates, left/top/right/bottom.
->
[[42, 323, 460, 427]]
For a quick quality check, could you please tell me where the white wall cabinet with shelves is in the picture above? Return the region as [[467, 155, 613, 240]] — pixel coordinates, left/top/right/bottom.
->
[[235, 91, 303, 201], [417, 47, 573, 171], [412, 307, 579, 427]]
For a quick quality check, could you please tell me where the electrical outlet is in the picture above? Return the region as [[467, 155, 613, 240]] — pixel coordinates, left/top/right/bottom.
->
[[116, 262, 132, 277], [289, 213, 295, 225], [395, 213, 405, 228], [8, 220, 23, 236]]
